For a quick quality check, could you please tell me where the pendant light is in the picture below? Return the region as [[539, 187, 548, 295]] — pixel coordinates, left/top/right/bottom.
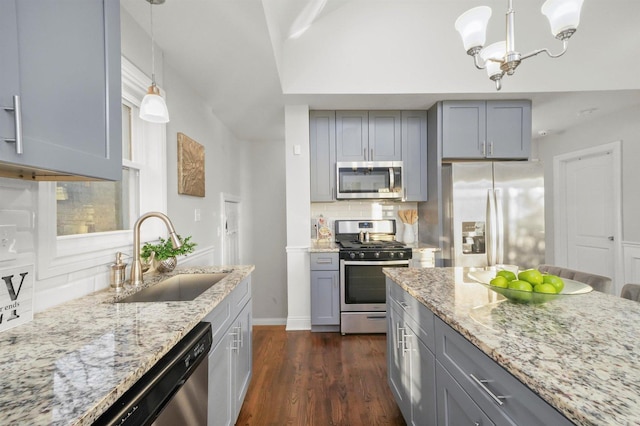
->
[[140, 0, 170, 123]]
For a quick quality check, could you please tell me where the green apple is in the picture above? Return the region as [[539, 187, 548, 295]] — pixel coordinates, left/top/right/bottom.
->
[[490, 276, 509, 288], [543, 274, 565, 293], [533, 283, 558, 294], [496, 270, 517, 282], [507, 280, 533, 302], [518, 269, 544, 286]]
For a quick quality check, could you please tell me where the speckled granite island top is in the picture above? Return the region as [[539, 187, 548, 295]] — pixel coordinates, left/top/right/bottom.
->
[[384, 267, 640, 426], [0, 265, 254, 426]]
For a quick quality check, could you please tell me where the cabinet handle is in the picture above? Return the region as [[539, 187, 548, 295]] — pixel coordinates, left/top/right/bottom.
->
[[316, 258, 333, 264], [402, 331, 412, 355], [237, 324, 243, 348], [370, 148, 373, 160], [230, 326, 241, 353], [399, 301, 410, 310], [489, 141, 493, 156], [481, 141, 486, 157], [469, 373, 506, 406], [4, 95, 23, 154], [396, 322, 405, 350], [364, 147, 367, 160]]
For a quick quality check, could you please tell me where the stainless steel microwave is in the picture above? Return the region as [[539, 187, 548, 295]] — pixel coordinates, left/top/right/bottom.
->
[[336, 161, 403, 199]]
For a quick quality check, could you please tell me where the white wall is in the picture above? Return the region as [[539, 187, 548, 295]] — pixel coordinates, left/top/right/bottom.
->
[[244, 139, 287, 324], [537, 105, 640, 261], [284, 105, 311, 330]]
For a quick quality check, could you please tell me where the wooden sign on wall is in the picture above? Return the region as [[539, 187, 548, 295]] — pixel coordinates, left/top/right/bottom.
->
[[177, 132, 205, 197], [0, 264, 34, 333]]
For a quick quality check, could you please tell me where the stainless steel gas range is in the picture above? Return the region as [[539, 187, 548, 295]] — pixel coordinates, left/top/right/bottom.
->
[[335, 219, 412, 335]]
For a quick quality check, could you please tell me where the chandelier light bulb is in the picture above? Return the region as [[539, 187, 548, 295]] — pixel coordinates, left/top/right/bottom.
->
[[454, 6, 492, 54], [541, 0, 584, 39]]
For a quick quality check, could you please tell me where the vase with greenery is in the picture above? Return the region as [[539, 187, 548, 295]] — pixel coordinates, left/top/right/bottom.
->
[[141, 235, 196, 273]]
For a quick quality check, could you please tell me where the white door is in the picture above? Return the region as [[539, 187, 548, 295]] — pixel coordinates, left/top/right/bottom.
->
[[223, 198, 240, 265], [554, 142, 622, 294]]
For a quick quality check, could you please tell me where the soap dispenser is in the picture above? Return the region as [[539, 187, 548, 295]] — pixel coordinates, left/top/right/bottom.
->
[[110, 252, 127, 291]]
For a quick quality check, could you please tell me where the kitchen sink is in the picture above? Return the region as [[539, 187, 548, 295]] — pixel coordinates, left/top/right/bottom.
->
[[116, 273, 229, 303]]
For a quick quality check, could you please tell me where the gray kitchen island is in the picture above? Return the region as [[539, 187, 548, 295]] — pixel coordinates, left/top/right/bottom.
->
[[384, 266, 640, 426]]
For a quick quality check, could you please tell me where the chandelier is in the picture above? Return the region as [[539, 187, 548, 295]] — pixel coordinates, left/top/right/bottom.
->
[[454, 0, 584, 90]]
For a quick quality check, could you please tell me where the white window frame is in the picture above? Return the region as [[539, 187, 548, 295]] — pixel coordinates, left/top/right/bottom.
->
[[36, 57, 167, 280]]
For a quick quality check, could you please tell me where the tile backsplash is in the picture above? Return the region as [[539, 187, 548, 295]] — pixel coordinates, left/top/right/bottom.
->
[[311, 200, 418, 241]]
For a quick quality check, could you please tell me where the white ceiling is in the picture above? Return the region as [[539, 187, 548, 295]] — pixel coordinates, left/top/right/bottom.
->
[[121, 0, 640, 142]]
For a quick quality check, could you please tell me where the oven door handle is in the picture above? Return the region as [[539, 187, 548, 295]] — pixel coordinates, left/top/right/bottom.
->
[[341, 260, 410, 267]]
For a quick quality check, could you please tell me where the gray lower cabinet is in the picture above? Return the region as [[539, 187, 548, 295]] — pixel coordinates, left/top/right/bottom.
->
[[401, 111, 428, 201], [436, 363, 495, 426], [0, 0, 121, 181], [310, 253, 340, 329], [387, 280, 437, 426], [310, 111, 336, 202], [206, 276, 253, 426], [440, 100, 531, 160], [387, 279, 573, 426]]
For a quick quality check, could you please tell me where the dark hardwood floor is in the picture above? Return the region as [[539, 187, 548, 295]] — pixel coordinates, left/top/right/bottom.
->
[[235, 325, 406, 426]]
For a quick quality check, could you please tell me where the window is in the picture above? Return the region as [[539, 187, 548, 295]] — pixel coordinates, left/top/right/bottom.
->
[[36, 57, 167, 280], [56, 103, 139, 236]]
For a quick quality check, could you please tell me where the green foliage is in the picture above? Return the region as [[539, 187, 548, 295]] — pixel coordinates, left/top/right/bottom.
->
[[141, 235, 196, 261]]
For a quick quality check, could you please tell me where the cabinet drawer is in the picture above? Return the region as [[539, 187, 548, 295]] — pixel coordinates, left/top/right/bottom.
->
[[435, 318, 573, 426], [232, 276, 252, 312], [203, 299, 232, 348], [387, 280, 435, 351], [436, 362, 494, 426], [310, 253, 339, 270]]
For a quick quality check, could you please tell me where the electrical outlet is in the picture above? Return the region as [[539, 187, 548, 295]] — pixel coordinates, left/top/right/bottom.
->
[[0, 225, 17, 261], [194, 209, 201, 222]]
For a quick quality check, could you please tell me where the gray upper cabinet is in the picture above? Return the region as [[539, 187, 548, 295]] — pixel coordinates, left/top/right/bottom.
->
[[336, 111, 401, 162], [310, 111, 336, 202], [0, 0, 121, 181], [368, 111, 402, 161], [336, 111, 369, 162], [441, 100, 531, 160], [401, 111, 428, 201]]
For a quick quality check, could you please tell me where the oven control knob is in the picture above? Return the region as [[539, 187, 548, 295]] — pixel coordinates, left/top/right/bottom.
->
[[359, 252, 365, 259], [349, 252, 356, 259], [398, 252, 405, 258], [374, 252, 380, 259], [389, 252, 395, 258]]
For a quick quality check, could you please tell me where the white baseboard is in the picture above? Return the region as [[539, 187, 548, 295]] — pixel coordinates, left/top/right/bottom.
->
[[285, 316, 311, 331], [252, 317, 287, 326]]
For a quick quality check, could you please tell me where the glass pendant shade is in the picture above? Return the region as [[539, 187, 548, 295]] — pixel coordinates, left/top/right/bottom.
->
[[541, 0, 584, 37], [454, 6, 492, 52], [480, 41, 506, 78], [140, 85, 170, 123]]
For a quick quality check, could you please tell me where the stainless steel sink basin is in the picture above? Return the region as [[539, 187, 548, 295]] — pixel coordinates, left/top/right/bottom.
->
[[117, 273, 229, 303]]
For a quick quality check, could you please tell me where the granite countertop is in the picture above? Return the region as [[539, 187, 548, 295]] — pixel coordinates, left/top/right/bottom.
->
[[309, 240, 339, 252], [0, 264, 255, 426], [384, 267, 640, 426]]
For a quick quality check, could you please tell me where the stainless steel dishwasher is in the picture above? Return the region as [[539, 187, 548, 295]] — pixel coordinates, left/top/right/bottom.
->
[[94, 322, 212, 426]]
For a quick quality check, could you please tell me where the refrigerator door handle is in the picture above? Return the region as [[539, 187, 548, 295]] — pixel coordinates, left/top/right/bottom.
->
[[495, 189, 504, 265], [486, 189, 497, 266]]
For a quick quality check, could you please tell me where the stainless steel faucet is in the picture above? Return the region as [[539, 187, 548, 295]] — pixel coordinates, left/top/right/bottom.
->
[[130, 211, 182, 286]]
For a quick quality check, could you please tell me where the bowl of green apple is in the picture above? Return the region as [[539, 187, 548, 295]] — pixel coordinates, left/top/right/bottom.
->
[[467, 268, 593, 304]]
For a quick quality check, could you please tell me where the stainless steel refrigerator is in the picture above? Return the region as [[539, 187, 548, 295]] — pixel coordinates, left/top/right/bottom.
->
[[441, 162, 544, 268]]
